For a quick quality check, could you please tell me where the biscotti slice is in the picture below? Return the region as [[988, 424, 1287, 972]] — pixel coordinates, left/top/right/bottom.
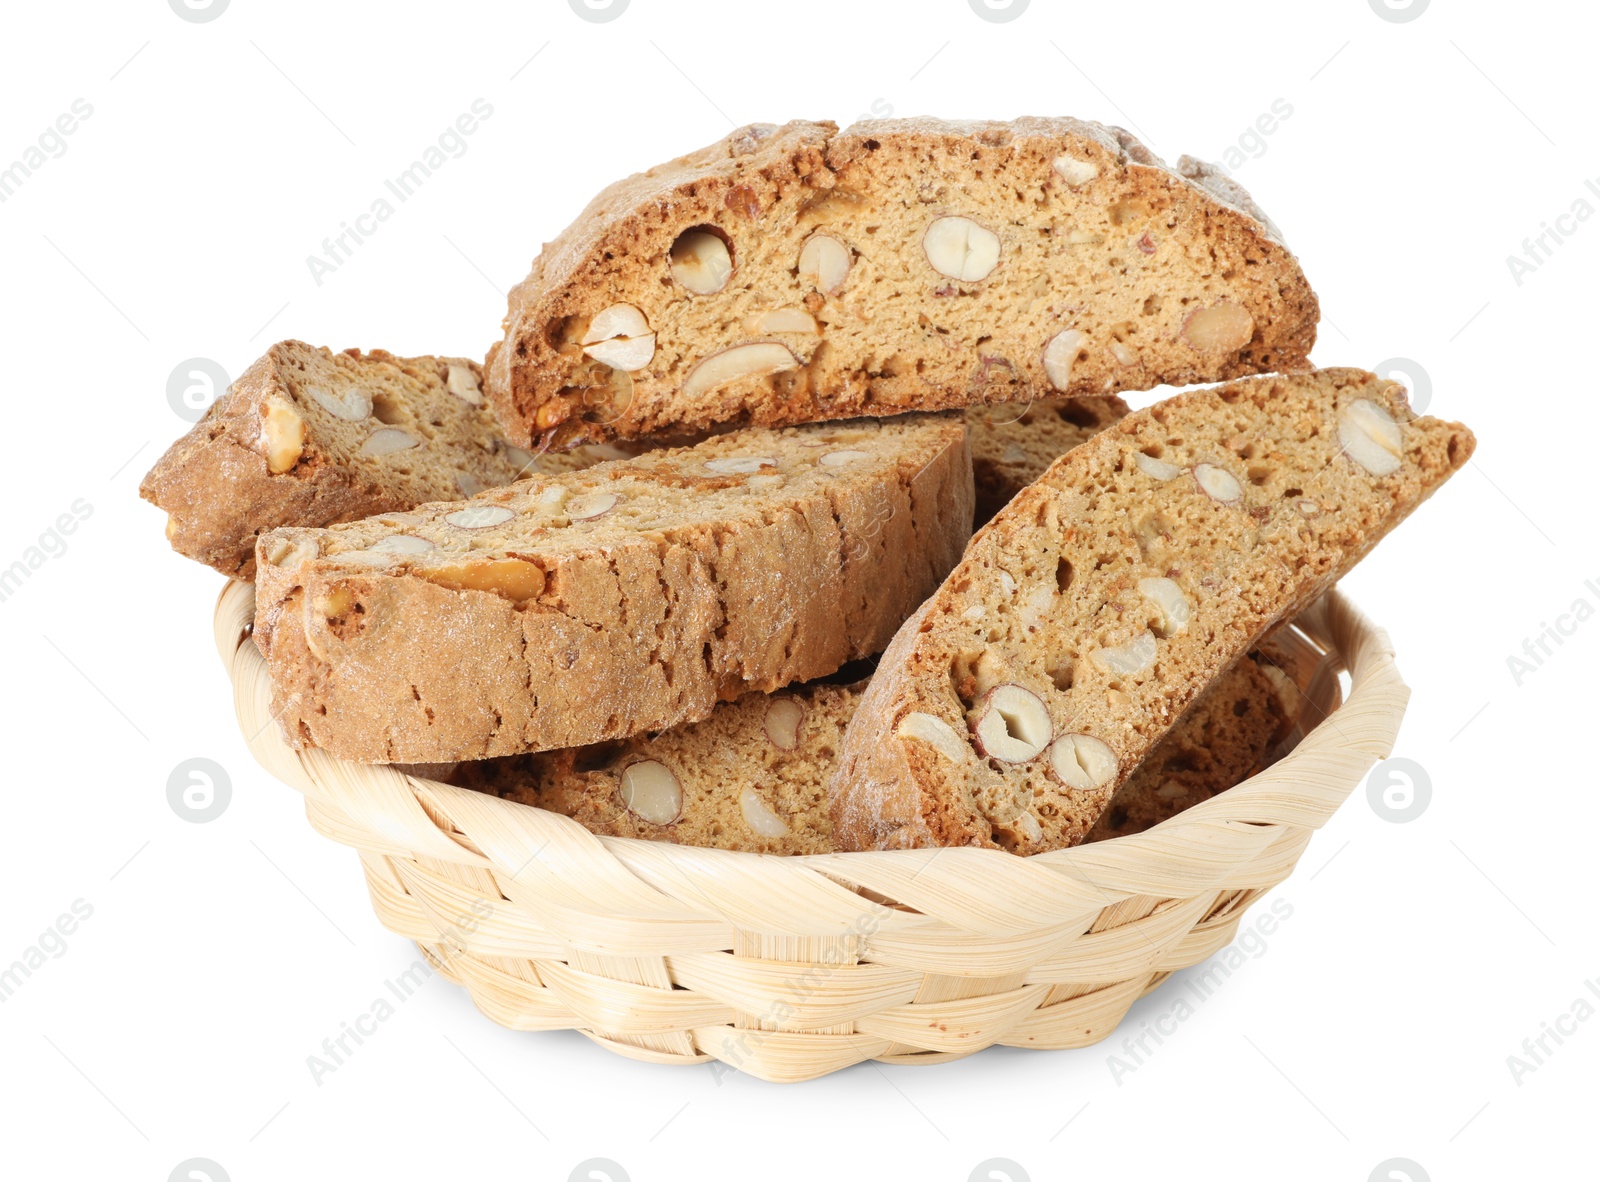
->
[[253, 415, 973, 763], [141, 341, 628, 578], [454, 679, 865, 856], [967, 395, 1128, 524], [485, 117, 1317, 447], [449, 630, 1307, 855], [827, 368, 1475, 854], [1083, 650, 1295, 843]]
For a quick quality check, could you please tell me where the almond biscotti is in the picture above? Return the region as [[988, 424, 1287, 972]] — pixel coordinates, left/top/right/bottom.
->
[[484, 117, 1317, 448], [452, 637, 1301, 856], [253, 415, 973, 763], [141, 341, 625, 578], [828, 369, 1475, 854], [967, 395, 1128, 524]]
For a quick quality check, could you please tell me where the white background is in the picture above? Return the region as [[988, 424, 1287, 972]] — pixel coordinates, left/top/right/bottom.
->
[[0, 0, 1593, 1179]]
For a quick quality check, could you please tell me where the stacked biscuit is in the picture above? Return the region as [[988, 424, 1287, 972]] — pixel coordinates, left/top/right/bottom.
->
[[145, 117, 1475, 856]]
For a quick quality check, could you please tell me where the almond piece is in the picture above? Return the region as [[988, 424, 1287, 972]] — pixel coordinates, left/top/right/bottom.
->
[[895, 712, 971, 765], [306, 385, 372, 421], [1193, 462, 1243, 504], [261, 397, 305, 474], [923, 215, 1001, 282], [567, 491, 619, 521], [1134, 452, 1182, 481], [359, 428, 419, 457], [1042, 329, 1086, 391], [705, 456, 776, 475], [1137, 576, 1192, 637], [1338, 399, 1404, 476], [739, 787, 790, 837], [263, 535, 317, 568], [746, 307, 818, 335], [446, 364, 483, 405], [670, 229, 733, 295], [618, 760, 682, 826], [1180, 301, 1255, 355], [682, 343, 799, 401], [797, 233, 850, 294], [444, 505, 515, 529], [970, 683, 1052, 763], [1047, 734, 1117, 791], [819, 449, 870, 467], [763, 697, 805, 750], [1052, 154, 1099, 188], [581, 303, 656, 371], [371, 534, 435, 555], [1090, 631, 1157, 677], [422, 557, 545, 603]]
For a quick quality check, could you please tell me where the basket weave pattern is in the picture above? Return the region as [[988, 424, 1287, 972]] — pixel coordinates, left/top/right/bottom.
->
[[218, 582, 1406, 1082]]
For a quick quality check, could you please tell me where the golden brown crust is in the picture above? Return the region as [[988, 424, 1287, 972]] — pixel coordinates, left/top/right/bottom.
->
[[827, 369, 1475, 855], [253, 415, 973, 763], [141, 342, 602, 578], [485, 116, 1317, 447]]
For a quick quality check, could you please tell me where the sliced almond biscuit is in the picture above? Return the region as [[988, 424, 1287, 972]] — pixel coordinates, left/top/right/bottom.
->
[[253, 415, 972, 763], [485, 117, 1318, 447], [827, 368, 1474, 854]]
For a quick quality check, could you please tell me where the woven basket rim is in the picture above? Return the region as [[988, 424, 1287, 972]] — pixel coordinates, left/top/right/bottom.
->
[[216, 580, 1407, 898], [214, 580, 1408, 1079]]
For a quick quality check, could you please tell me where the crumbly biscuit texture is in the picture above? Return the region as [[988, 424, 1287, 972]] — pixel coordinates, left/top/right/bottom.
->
[[142, 341, 625, 578], [253, 415, 973, 763], [485, 117, 1318, 447], [827, 369, 1475, 854]]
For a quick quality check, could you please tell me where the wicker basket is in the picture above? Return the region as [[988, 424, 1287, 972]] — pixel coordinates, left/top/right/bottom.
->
[[216, 580, 1406, 1083]]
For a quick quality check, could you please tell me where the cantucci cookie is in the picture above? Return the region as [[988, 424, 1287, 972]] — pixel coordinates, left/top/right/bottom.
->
[[828, 368, 1475, 854], [451, 634, 1307, 856], [967, 395, 1128, 524], [141, 341, 627, 578], [484, 117, 1318, 447], [253, 415, 972, 763], [1083, 650, 1296, 843], [454, 679, 865, 856]]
